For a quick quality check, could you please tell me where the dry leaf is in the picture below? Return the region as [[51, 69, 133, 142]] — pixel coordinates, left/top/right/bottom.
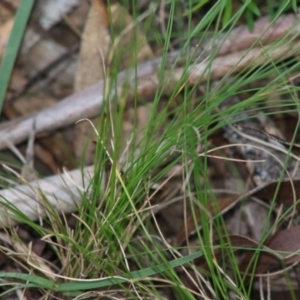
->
[[0, 18, 14, 59], [254, 179, 300, 210], [74, 0, 109, 91], [74, 1, 153, 164], [175, 194, 241, 246], [73, 0, 110, 164]]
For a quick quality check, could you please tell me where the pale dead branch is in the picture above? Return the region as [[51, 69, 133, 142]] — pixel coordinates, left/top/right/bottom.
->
[[0, 165, 94, 226], [0, 13, 299, 151]]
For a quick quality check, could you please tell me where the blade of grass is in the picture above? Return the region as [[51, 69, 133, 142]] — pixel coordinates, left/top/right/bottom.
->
[[0, 0, 34, 116], [0, 249, 205, 292]]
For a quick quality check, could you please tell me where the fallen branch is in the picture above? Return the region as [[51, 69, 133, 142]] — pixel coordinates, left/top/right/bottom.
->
[[0, 165, 94, 226], [0, 13, 299, 151]]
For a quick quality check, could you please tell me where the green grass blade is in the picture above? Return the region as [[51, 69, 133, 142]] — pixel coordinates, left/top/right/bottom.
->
[[0, 0, 34, 115], [0, 249, 205, 292]]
